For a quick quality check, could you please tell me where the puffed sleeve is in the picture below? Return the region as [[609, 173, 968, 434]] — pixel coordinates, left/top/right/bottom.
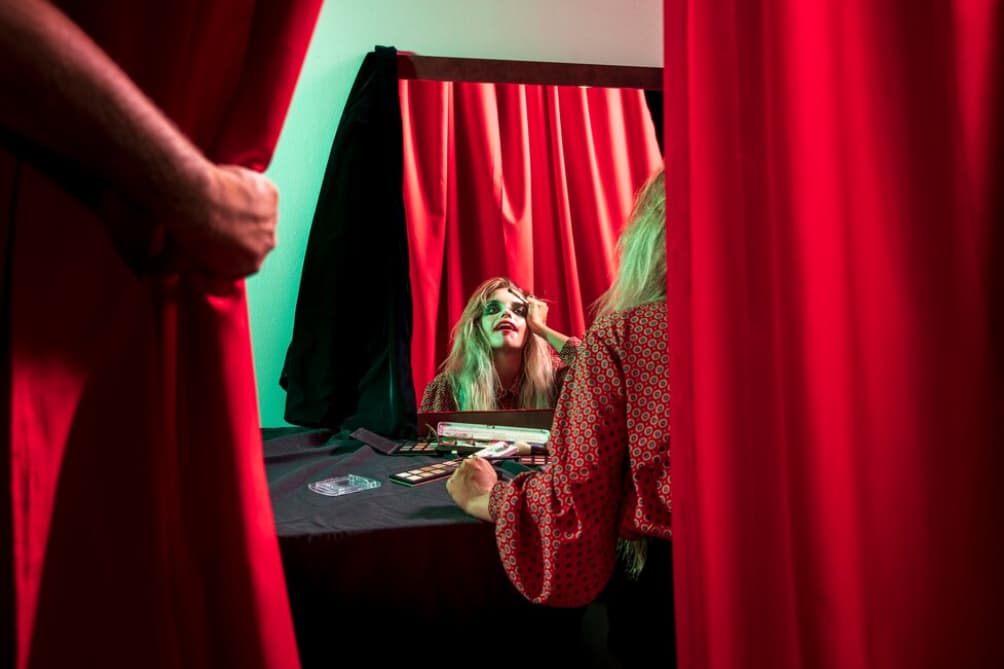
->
[[489, 318, 626, 607]]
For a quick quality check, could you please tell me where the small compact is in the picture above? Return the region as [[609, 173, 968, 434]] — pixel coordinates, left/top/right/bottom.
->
[[308, 474, 381, 497], [514, 453, 550, 467]]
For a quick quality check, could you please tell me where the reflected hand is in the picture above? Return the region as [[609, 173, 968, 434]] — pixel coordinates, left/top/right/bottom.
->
[[525, 295, 551, 336], [447, 456, 497, 521]]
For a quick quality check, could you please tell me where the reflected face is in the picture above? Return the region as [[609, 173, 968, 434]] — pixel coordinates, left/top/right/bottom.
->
[[479, 288, 529, 351]]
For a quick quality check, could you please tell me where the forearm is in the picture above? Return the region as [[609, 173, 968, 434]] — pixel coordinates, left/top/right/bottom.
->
[[0, 0, 212, 212], [536, 325, 570, 353], [464, 493, 492, 522]]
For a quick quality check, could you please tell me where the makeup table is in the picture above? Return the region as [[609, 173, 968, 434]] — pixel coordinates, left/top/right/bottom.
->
[[263, 428, 609, 668]]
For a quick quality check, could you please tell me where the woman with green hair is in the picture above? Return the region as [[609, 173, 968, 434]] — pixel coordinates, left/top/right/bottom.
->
[[419, 276, 579, 412]]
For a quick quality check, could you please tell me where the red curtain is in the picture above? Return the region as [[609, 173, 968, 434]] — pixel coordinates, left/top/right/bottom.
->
[[665, 1, 1003, 667], [400, 79, 663, 401], [3, 2, 321, 667]]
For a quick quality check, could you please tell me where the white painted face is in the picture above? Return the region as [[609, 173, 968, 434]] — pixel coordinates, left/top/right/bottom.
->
[[479, 287, 529, 351]]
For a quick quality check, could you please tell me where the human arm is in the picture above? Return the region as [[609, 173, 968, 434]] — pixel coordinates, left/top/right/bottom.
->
[[0, 0, 276, 278], [548, 334, 581, 405], [526, 295, 574, 353]]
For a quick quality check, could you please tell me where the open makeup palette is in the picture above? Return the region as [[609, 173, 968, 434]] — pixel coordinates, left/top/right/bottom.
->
[[388, 421, 552, 485], [433, 422, 549, 454]]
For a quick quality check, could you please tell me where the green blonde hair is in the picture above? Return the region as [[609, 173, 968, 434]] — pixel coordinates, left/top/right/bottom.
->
[[595, 168, 667, 317], [440, 277, 557, 410]]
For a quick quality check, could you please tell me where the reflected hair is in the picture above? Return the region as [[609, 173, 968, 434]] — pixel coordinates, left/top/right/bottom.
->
[[440, 277, 556, 411], [595, 168, 667, 317]]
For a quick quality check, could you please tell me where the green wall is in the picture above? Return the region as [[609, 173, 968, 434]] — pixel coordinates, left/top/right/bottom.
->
[[249, 0, 661, 427]]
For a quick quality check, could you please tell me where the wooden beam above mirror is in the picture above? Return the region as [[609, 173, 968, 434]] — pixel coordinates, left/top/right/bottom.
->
[[397, 53, 662, 90]]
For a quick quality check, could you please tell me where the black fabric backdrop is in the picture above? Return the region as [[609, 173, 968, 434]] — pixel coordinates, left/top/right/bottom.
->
[[280, 46, 416, 438]]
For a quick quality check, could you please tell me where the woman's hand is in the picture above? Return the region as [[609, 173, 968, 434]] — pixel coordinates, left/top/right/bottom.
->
[[525, 295, 551, 336], [447, 457, 498, 521], [524, 294, 570, 352], [162, 164, 279, 279], [104, 164, 280, 278]]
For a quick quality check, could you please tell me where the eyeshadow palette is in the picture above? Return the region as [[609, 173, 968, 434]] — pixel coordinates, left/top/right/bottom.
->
[[394, 441, 439, 454], [349, 428, 440, 455], [515, 453, 550, 467], [389, 458, 464, 486], [390, 451, 552, 488]]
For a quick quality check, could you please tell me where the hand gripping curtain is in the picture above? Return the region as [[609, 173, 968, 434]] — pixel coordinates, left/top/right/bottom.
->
[[665, 1, 1003, 667], [1, 2, 322, 667], [400, 79, 663, 400]]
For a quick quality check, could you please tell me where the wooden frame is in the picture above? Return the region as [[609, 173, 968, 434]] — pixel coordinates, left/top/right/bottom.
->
[[396, 53, 662, 90]]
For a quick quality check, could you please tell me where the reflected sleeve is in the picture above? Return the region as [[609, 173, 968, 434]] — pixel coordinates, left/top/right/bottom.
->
[[419, 373, 456, 412], [551, 336, 581, 401], [558, 336, 581, 367]]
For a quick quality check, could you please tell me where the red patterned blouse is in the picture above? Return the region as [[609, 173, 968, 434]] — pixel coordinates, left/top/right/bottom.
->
[[488, 301, 671, 607], [419, 338, 580, 412]]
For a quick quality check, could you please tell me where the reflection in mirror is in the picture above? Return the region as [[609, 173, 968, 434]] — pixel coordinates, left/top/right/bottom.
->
[[417, 409, 556, 439], [417, 276, 575, 413], [399, 55, 664, 417]]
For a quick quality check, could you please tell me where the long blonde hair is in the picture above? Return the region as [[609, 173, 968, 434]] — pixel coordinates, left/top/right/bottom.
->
[[439, 277, 557, 410], [595, 168, 667, 317]]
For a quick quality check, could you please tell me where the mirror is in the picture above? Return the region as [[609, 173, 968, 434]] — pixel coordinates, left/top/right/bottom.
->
[[398, 54, 664, 420], [280, 49, 663, 438]]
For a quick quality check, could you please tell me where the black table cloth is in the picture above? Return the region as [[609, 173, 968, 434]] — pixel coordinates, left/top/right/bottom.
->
[[264, 429, 613, 667]]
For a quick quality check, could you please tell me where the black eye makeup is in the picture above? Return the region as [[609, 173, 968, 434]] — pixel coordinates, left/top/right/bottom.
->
[[482, 300, 528, 318], [506, 287, 530, 317], [482, 302, 502, 316]]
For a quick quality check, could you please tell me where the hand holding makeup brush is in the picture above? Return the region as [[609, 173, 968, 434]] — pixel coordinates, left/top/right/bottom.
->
[[447, 456, 497, 522], [524, 295, 549, 331]]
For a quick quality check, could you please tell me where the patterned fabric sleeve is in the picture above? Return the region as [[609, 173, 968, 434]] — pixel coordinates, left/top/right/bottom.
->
[[549, 336, 581, 402], [558, 336, 581, 368], [419, 373, 456, 412], [489, 317, 628, 607]]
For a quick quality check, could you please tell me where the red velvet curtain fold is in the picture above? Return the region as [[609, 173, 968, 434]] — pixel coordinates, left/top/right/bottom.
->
[[665, 1, 1003, 666], [4, 2, 322, 667], [400, 79, 663, 400]]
